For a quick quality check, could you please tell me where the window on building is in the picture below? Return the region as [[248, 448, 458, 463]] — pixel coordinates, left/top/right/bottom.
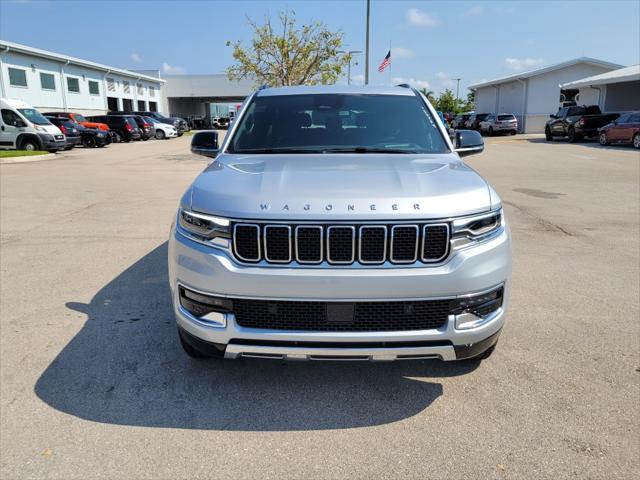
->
[[67, 77, 80, 93], [122, 98, 133, 111], [8, 67, 27, 87], [107, 77, 115, 92], [137, 83, 143, 95], [40, 72, 56, 90], [123, 81, 130, 94], [149, 86, 155, 98], [149, 101, 157, 112], [107, 97, 119, 112], [88, 80, 100, 95], [137, 100, 146, 111]]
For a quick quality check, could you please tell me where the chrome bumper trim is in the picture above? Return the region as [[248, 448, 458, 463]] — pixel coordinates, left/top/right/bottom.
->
[[224, 343, 457, 361]]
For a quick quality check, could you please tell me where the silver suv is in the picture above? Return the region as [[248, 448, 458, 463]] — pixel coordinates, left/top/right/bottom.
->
[[169, 85, 511, 362]]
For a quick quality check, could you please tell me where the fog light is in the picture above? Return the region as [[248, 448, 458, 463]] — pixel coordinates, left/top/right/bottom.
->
[[179, 286, 232, 327], [450, 286, 504, 330], [455, 312, 484, 330]]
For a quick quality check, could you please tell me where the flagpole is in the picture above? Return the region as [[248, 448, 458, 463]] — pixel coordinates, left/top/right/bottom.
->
[[388, 41, 392, 85], [365, 0, 370, 85]]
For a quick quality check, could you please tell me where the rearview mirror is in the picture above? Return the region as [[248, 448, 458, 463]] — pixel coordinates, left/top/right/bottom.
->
[[454, 130, 484, 157], [191, 131, 219, 158]]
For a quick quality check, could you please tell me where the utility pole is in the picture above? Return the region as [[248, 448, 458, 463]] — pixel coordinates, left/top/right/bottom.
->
[[453, 78, 462, 99], [365, 0, 370, 85]]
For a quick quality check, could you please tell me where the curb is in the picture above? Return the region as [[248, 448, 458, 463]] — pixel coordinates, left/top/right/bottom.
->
[[0, 153, 57, 165]]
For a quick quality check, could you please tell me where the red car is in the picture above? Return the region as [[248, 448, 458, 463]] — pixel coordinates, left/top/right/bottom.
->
[[599, 112, 640, 149]]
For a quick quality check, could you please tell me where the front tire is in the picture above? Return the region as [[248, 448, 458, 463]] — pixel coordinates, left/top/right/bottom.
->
[[488, 127, 494, 136], [113, 132, 122, 143], [633, 133, 640, 149], [20, 138, 40, 151], [568, 127, 578, 143], [83, 136, 97, 148], [599, 131, 610, 146], [545, 127, 553, 141], [155, 130, 165, 140]]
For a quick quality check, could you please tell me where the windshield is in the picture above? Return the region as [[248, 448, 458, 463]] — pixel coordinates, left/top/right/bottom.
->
[[18, 108, 51, 125], [497, 115, 515, 121], [228, 93, 448, 154], [74, 114, 87, 122]]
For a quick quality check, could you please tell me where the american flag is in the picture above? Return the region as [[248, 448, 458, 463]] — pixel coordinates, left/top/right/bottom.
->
[[378, 50, 391, 72]]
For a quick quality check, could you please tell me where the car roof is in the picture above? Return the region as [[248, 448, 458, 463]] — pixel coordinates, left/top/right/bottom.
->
[[255, 84, 416, 97]]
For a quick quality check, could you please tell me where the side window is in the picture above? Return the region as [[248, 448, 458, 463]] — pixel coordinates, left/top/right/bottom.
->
[[2, 109, 21, 126], [88, 80, 100, 95], [67, 77, 80, 93], [40, 73, 56, 90], [631, 114, 640, 123], [8, 68, 27, 87], [616, 114, 629, 123]]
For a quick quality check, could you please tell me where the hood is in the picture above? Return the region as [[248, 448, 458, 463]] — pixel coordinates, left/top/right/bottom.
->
[[42, 124, 63, 136], [189, 153, 491, 220]]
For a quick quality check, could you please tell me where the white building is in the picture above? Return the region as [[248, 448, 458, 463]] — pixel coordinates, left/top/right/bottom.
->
[[560, 64, 640, 112], [0, 40, 165, 116], [468, 57, 623, 133]]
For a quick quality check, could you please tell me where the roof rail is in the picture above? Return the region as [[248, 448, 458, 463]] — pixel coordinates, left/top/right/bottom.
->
[[258, 84, 269, 90], [395, 83, 411, 89]]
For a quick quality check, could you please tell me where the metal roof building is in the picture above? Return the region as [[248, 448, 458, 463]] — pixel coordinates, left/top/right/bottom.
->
[[468, 57, 623, 133], [0, 40, 165, 115], [560, 65, 640, 112]]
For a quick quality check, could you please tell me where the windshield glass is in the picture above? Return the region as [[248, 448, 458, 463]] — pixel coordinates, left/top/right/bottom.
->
[[75, 114, 87, 122], [18, 108, 51, 125], [498, 115, 515, 121], [228, 93, 448, 154]]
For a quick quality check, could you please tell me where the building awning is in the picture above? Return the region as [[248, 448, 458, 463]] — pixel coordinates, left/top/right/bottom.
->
[[560, 65, 640, 89]]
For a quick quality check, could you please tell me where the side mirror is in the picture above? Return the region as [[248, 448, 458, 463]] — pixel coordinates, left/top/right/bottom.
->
[[549, 114, 556, 119], [454, 130, 484, 157], [191, 131, 219, 158]]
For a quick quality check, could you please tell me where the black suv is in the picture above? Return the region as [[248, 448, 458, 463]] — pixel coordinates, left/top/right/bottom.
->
[[44, 116, 81, 150], [87, 115, 142, 142], [465, 113, 490, 131], [108, 114, 154, 140]]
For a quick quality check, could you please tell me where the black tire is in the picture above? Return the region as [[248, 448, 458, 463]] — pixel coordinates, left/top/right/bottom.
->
[[178, 329, 213, 359], [599, 131, 609, 146], [568, 127, 578, 143], [545, 127, 553, 141], [488, 127, 494, 136], [155, 130, 165, 140], [97, 144, 106, 148], [113, 131, 123, 143], [123, 139, 131, 143], [83, 136, 97, 148], [633, 133, 640, 150], [510, 130, 516, 136], [20, 138, 40, 151]]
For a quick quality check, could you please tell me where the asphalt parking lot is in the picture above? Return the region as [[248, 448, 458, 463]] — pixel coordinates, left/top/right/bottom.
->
[[1, 135, 638, 479]]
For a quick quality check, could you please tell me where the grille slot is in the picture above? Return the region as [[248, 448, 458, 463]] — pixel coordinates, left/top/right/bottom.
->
[[264, 225, 291, 263], [422, 224, 450, 261], [359, 226, 387, 263], [233, 298, 450, 331], [390, 225, 419, 263], [295, 226, 323, 263], [233, 224, 260, 262], [327, 226, 355, 264]]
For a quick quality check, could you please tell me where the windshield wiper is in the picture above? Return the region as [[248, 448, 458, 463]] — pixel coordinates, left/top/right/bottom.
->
[[230, 148, 324, 154], [321, 147, 418, 154]]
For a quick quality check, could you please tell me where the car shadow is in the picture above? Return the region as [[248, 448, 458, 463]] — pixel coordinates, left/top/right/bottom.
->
[[35, 243, 478, 431]]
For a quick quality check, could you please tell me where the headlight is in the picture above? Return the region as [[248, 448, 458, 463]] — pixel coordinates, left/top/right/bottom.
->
[[177, 209, 230, 245], [34, 125, 46, 132], [450, 209, 503, 250]]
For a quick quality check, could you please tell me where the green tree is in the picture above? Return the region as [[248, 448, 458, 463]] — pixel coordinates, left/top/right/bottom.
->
[[419, 88, 437, 105], [226, 10, 349, 87], [435, 89, 460, 114], [462, 91, 475, 112]]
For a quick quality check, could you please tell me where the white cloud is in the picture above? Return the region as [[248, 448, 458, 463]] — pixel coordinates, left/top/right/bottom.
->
[[463, 5, 484, 16], [504, 57, 543, 71], [392, 47, 414, 59], [162, 62, 186, 75], [130, 53, 142, 63], [392, 77, 430, 89], [406, 7, 440, 27], [436, 71, 456, 88]]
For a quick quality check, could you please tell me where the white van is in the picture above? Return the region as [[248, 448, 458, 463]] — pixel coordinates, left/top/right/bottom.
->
[[0, 98, 66, 152]]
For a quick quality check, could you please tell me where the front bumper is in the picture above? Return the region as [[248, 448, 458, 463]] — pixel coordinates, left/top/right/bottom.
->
[[37, 133, 66, 151], [168, 224, 511, 361]]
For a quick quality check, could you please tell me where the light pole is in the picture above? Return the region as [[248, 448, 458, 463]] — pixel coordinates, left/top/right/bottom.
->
[[338, 50, 363, 85], [365, 0, 370, 85], [453, 77, 462, 99]]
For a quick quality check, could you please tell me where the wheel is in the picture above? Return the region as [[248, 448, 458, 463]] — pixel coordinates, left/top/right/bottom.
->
[[568, 127, 578, 143], [510, 130, 516, 136], [82, 136, 96, 148], [20, 138, 40, 151], [113, 132, 122, 143], [64, 146, 72, 151], [97, 144, 106, 148], [545, 127, 553, 141], [599, 131, 609, 146], [633, 133, 640, 150], [488, 127, 494, 136], [123, 139, 131, 143], [155, 130, 165, 140]]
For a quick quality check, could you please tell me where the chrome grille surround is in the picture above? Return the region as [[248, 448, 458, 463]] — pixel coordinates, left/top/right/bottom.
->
[[421, 223, 450, 263], [263, 225, 292, 263], [326, 226, 356, 264], [390, 225, 419, 264], [232, 223, 261, 262], [358, 225, 388, 264]]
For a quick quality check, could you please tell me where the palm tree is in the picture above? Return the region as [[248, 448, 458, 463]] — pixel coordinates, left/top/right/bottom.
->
[[419, 88, 437, 105]]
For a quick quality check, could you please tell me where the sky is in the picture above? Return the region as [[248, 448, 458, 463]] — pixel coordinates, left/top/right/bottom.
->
[[1, 0, 639, 96]]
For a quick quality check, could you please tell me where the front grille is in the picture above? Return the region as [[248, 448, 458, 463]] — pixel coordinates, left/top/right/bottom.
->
[[233, 298, 450, 331], [231, 221, 450, 266]]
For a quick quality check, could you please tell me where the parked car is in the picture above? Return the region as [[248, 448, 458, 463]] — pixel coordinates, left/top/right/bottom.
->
[[122, 111, 185, 136], [213, 116, 230, 129], [42, 111, 110, 132], [44, 116, 81, 149], [599, 112, 640, 148], [451, 113, 472, 129], [465, 113, 490, 131], [0, 98, 66, 152], [86, 115, 142, 142], [545, 105, 619, 142], [144, 116, 178, 139], [109, 114, 154, 140], [76, 124, 112, 148], [479, 114, 518, 136]]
